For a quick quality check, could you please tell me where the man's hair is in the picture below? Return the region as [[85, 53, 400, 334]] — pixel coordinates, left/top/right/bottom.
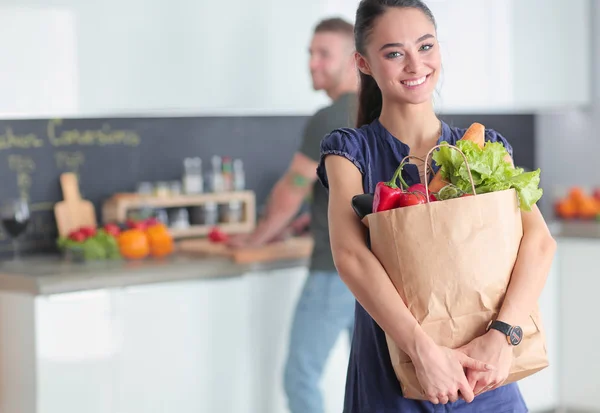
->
[[314, 17, 354, 38]]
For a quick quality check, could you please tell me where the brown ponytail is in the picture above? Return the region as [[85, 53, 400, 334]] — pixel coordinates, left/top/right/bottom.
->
[[356, 72, 383, 127]]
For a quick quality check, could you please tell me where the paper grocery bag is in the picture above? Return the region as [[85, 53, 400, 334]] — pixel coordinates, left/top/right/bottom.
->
[[363, 188, 549, 400]]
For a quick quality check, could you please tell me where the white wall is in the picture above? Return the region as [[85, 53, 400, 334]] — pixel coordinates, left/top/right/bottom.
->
[[0, 0, 363, 118], [0, 7, 78, 117]]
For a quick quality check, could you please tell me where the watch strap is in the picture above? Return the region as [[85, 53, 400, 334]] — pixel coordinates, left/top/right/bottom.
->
[[488, 320, 512, 336]]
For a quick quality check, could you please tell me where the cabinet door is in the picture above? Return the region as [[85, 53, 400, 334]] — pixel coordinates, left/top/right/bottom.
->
[[114, 278, 252, 413], [558, 239, 600, 411], [36, 290, 118, 413], [426, 0, 497, 113], [246, 267, 350, 413], [516, 254, 559, 411], [510, 0, 591, 109], [426, 0, 590, 113]]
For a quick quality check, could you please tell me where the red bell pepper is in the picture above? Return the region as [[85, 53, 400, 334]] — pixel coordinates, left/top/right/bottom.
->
[[373, 163, 406, 212], [373, 162, 437, 212]]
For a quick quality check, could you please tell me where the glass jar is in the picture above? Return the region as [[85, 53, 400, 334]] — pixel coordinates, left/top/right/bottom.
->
[[219, 201, 243, 224]]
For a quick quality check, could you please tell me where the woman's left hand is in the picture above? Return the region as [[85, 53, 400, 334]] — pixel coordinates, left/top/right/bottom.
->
[[457, 330, 513, 396]]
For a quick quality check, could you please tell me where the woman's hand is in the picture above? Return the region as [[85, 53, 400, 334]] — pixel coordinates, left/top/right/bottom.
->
[[458, 330, 513, 396], [412, 330, 495, 404]]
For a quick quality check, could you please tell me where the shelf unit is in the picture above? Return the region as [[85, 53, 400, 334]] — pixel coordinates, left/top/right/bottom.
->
[[102, 190, 256, 239]]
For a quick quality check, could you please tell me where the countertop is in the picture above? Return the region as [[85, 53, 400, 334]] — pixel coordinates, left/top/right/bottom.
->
[[0, 221, 595, 297], [548, 220, 600, 239], [0, 254, 309, 296]]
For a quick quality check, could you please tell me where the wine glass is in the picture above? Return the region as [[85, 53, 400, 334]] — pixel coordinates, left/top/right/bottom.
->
[[0, 199, 30, 261]]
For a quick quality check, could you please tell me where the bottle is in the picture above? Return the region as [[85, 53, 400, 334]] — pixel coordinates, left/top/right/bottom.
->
[[211, 156, 224, 193], [193, 157, 204, 193], [222, 157, 233, 192], [233, 159, 245, 191], [183, 158, 195, 194]]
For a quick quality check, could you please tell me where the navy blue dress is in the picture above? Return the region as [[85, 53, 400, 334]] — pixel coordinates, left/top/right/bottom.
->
[[316, 119, 529, 413]]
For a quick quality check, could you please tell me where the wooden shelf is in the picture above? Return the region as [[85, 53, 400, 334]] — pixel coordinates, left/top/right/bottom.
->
[[102, 191, 256, 239], [169, 222, 253, 238]]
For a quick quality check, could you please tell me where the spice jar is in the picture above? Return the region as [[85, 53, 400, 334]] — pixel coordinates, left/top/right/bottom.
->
[[201, 202, 219, 226], [219, 201, 243, 224]]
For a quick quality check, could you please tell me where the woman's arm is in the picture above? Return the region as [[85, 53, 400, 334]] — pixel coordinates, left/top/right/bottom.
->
[[324, 155, 492, 404], [461, 204, 557, 395], [498, 205, 557, 326]]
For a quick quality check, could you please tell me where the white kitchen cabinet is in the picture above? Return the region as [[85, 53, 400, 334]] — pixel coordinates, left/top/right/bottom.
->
[[426, 0, 591, 113], [112, 278, 253, 413], [1, 0, 589, 118], [515, 254, 560, 412], [557, 238, 600, 412], [246, 267, 351, 413], [35, 290, 119, 413]]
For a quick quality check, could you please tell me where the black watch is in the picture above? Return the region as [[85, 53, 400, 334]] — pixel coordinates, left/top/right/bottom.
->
[[487, 320, 523, 346]]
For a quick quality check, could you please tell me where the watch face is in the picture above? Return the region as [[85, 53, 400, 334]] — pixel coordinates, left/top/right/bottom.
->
[[508, 326, 523, 346]]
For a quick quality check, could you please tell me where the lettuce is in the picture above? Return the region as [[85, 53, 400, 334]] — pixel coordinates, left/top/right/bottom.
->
[[431, 140, 543, 211]]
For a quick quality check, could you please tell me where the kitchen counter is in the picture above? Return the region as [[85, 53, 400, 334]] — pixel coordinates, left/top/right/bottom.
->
[[0, 254, 309, 296], [548, 220, 600, 239], [0, 220, 594, 297]]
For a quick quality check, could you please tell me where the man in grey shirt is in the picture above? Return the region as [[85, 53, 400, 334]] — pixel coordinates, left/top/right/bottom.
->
[[228, 17, 358, 413]]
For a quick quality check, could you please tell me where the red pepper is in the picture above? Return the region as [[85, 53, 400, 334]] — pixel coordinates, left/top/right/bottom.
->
[[373, 163, 406, 212]]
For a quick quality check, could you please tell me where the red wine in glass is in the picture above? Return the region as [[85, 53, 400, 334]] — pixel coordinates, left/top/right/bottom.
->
[[2, 217, 29, 238], [1, 199, 30, 260]]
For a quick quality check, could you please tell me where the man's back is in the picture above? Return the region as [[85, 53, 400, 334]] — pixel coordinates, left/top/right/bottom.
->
[[298, 92, 357, 272]]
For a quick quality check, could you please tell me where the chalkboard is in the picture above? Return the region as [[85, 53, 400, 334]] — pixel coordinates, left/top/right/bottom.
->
[[0, 113, 535, 257], [0, 116, 307, 256]]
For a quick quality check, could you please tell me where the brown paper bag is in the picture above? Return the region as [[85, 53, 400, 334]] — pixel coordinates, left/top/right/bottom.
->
[[363, 146, 549, 400]]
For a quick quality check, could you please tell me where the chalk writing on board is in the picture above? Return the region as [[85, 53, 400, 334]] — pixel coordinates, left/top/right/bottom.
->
[[55, 151, 85, 174], [8, 155, 36, 202], [47, 119, 141, 147], [0, 127, 45, 150], [0, 120, 142, 151]]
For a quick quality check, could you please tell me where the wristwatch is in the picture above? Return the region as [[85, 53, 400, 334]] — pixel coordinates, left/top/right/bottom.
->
[[487, 319, 523, 346]]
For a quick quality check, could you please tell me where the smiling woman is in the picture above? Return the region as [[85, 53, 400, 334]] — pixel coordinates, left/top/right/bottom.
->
[[316, 0, 557, 412]]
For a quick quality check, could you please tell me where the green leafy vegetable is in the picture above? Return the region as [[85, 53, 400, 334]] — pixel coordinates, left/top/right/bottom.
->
[[57, 229, 121, 261], [432, 140, 543, 211]]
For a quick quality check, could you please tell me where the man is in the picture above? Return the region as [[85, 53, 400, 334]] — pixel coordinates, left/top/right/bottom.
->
[[227, 17, 359, 413]]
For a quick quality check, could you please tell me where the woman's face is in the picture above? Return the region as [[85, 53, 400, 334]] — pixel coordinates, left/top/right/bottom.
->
[[357, 7, 441, 106]]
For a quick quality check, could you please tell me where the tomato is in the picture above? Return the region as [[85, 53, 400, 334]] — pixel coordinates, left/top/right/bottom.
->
[[68, 230, 86, 242], [103, 223, 121, 237], [208, 227, 229, 243], [79, 226, 96, 238], [407, 183, 437, 202], [398, 191, 427, 208]]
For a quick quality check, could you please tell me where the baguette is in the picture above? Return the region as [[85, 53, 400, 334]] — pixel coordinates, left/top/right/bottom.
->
[[428, 122, 485, 193]]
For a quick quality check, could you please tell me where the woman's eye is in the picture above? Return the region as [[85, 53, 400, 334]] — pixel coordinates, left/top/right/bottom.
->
[[386, 51, 403, 59], [420, 43, 434, 51]]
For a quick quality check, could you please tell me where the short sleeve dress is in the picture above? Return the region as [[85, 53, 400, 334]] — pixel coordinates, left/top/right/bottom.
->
[[316, 118, 528, 413]]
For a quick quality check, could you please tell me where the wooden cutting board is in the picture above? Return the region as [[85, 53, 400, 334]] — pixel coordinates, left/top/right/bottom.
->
[[54, 173, 97, 237], [177, 236, 314, 264]]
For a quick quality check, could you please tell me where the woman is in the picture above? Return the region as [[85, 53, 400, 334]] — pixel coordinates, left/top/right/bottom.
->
[[316, 0, 557, 411]]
